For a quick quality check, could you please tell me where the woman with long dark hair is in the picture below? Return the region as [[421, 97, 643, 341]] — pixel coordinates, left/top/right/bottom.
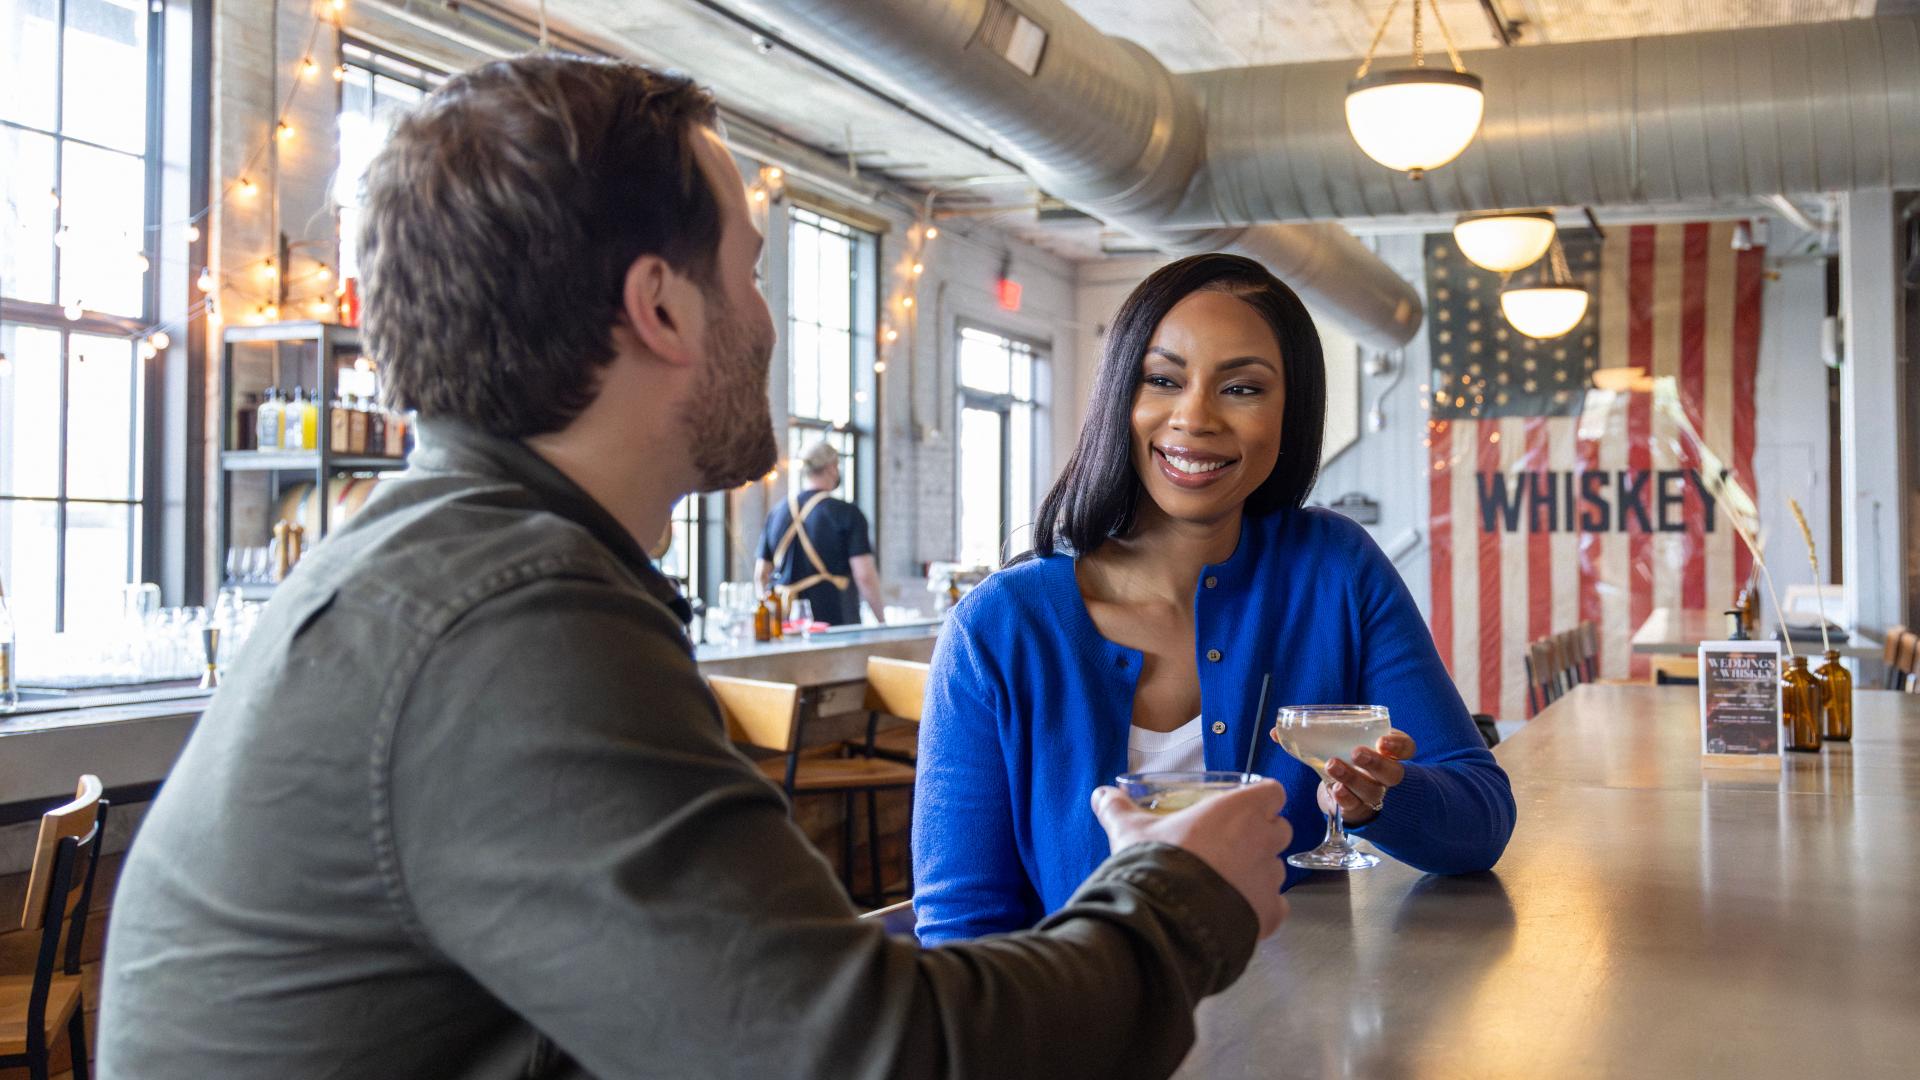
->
[[912, 254, 1515, 943]]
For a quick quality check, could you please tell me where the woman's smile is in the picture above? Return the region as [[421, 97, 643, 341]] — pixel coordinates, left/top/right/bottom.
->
[[1152, 444, 1239, 489]]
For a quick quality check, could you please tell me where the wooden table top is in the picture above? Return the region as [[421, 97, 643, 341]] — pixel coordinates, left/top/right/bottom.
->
[[1174, 685, 1920, 1079], [1631, 606, 1883, 658]]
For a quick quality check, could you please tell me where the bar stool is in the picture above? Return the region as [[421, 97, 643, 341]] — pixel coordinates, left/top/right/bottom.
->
[[1880, 626, 1906, 690], [1577, 620, 1600, 682], [1, 775, 107, 1080], [1896, 629, 1919, 694], [862, 657, 929, 764], [707, 675, 916, 906]]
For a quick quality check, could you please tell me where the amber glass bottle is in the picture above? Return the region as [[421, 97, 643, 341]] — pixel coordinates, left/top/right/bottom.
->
[[1814, 649, 1852, 742], [766, 590, 784, 640], [1781, 655, 1822, 752], [752, 597, 771, 643]]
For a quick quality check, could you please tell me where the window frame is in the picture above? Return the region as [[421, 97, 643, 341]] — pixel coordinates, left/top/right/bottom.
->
[[954, 320, 1045, 568], [782, 202, 879, 523], [0, 0, 169, 632]]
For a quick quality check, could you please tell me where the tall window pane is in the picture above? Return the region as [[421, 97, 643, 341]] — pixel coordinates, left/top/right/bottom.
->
[[1, 127, 59, 303], [0, 325, 63, 498], [60, 0, 148, 153], [335, 42, 442, 281], [57, 141, 146, 316], [956, 326, 1042, 567], [0, 0, 60, 131], [786, 207, 869, 507], [63, 500, 135, 630], [64, 333, 137, 500], [958, 407, 1004, 568]]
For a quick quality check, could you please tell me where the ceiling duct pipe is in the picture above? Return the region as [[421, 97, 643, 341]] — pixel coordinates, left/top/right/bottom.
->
[[740, 0, 1424, 348], [1174, 16, 1920, 225]]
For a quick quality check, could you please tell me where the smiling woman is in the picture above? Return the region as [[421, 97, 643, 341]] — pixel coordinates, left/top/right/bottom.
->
[[911, 253, 1516, 945]]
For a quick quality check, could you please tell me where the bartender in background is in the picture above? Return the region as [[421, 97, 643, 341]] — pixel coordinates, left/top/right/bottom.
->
[[755, 441, 884, 626]]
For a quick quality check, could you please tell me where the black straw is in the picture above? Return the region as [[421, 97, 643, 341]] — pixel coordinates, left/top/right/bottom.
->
[[1243, 672, 1272, 780]]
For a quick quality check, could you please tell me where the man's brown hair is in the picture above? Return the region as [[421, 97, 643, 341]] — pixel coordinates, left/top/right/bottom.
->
[[359, 54, 722, 437]]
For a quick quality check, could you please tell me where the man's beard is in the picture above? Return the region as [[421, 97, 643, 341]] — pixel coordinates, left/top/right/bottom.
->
[[683, 292, 779, 492]]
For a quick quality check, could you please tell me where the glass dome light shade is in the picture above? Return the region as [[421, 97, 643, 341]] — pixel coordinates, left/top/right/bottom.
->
[[1453, 210, 1558, 273], [1500, 286, 1591, 339], [1345, 69, 1485, 176]]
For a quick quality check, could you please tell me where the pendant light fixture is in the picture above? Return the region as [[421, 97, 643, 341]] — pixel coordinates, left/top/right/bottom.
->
[[1500, 237, 1590, 339], [1453, 209, 1557, 273], [1346, 0, 1485, 179]]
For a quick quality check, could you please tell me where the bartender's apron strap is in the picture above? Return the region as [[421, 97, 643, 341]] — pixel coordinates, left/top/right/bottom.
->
[[773, 488, 850, 598]]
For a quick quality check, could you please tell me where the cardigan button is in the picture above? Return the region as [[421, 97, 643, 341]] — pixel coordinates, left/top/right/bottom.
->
[[1204, 576, 1218, 589], [1210, 720, 1227, 735], [1206, 648, 1222, 662]]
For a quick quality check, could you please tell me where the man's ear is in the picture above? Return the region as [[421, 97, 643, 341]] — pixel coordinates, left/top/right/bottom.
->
[[619, 253, 702, 368]]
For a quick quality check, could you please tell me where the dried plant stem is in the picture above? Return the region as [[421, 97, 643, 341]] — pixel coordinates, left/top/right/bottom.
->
[[1787, 498, 1831, 655], [1730, 525, 1794, 662]]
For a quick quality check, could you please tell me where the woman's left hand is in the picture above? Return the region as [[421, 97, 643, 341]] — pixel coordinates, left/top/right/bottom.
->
[[1318, 731, 1416, 827]]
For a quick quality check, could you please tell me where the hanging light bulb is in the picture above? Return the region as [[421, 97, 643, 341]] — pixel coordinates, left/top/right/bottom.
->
[[333, 64, 348, 82], [262, 303, 280, 322], [64, 300, 84, 321], [139, 339, 158, 360], [911, 262, 924, 276], [151, 331, 171, 350], [276, 122, 295, 142], [260, 258, 277, 281], [1452, 209, 1557, 273], [301, 57, 319, 79], [315, 264, 332, 282], [132, 252, 150, 273], [185, 223, 201, 243], [923, 226, 938, 240], [48, 189, 61, 211], [205, 297, 221, 327], [882, 327, 898, 343], [238, 177, 259, 198], [196, 266, 214, 293], [874, 360, 887, 373], [901, 296, 914, 309], [53, 227, 70, 248], [1500, 237, 1590, 339], [1344, 0, 1484, 179], [310, 298, 332, 317]]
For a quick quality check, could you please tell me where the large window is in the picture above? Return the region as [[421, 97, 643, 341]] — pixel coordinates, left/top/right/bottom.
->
[[956, 326, 1039, 568], [1, 0, 158, 633], [334, 40, 444, 282], [785, 206, 875, 507]]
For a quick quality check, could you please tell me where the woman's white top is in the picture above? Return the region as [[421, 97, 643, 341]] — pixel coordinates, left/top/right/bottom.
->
[[1126, 715, 1206, 774]]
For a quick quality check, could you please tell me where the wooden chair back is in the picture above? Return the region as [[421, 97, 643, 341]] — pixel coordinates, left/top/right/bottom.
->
[[862, 657, 929, 722], [1899, 630, 1920, 692], [21, 776, 105, 935], [1525, 639, 1555, 715], [1880, 626, 1905, 667], [1577, 621, 1599, 680], [708, 676, 802, 752]]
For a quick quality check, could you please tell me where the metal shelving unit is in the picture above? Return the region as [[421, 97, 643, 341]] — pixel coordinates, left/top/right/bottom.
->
[[215, 322, 405, 594]]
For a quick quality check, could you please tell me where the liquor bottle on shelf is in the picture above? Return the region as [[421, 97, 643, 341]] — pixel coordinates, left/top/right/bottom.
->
[[1781, 654, 1822, 753], [1, 573, 17, 711], [257, 388, 283, 451], [348, 393, 369, 454], [368, 400, 387, 457], [1814, 650, 1852, 742], [281, 388, 306, 450], [301, 388, 320, 449], [330, 391, 352, 453]]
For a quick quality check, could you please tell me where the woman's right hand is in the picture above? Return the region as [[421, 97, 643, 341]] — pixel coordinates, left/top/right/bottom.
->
[[1091, 780, 1292, 938]]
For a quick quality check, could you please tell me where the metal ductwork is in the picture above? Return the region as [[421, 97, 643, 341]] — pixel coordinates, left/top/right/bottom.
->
[[741, 0, 1425, 348], [1174, 16, 1920, 225]]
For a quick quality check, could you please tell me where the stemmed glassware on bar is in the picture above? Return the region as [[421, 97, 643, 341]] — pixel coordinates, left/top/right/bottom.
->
[[1273, 704, 1392, 870]]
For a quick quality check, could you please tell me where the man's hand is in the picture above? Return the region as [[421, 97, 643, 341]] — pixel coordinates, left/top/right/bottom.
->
[[1091, 780, 1292, 939]]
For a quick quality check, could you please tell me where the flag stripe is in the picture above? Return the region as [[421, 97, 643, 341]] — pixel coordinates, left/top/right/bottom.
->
[[1627, 225, 1657, 680], [1429, 418, 1454, 679], [1731, 246, 1763, 590], [1525, 417, 1552, 715], [1478, 422, 1503, 715], [1680, 222, 1711, 610]]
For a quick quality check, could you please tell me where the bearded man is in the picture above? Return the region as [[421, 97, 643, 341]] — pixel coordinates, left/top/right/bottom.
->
[[98, 54, 1291, 1080]]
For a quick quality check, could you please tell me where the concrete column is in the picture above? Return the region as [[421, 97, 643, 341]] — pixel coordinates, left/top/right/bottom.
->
[[1837, 190, 1910, 634]]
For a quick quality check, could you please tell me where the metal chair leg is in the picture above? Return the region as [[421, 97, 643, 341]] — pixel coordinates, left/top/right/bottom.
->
[[841, 792, 855, 895], [68, 1008, 90, 1080], [866, 789, 883, 905]]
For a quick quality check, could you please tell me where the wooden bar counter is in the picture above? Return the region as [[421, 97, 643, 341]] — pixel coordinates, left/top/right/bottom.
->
[[1175, 685, 1920, 1079]]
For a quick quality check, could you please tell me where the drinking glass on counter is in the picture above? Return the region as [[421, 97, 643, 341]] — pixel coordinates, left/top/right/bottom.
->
[[789, 599, 813, 640], [1273, 704, 1391, 870]]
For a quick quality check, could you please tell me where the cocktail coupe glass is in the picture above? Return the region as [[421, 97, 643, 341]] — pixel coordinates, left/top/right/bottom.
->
[[1113, 770, 1261, 814], [1273, 704, 1392, 870]]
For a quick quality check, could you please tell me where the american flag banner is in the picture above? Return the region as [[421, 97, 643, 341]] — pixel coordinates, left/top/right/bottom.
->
[[1425, 222, 1764, 721]]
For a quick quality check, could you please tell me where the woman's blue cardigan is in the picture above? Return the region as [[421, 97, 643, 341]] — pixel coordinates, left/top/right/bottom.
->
[[911, 507, 1516, 944]]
